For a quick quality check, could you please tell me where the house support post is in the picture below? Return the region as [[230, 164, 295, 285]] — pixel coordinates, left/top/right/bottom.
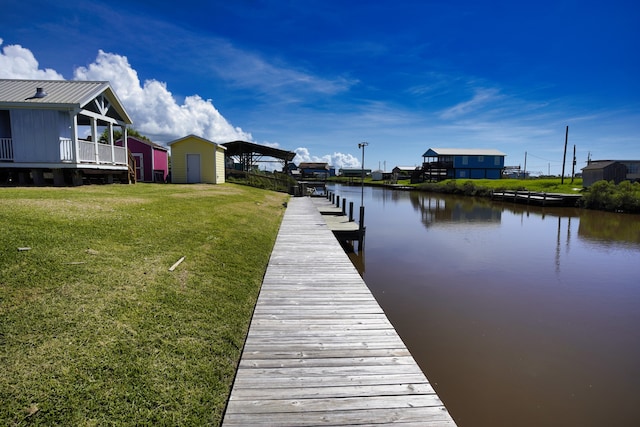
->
[[32, 169, 45, 186], [71, 170, 83, 186], [18, 171, 29, 185], [53, 169, 65, 186]]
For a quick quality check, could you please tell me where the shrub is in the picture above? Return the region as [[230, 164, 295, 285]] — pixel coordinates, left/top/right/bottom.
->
[[581, 180, 640, 213]]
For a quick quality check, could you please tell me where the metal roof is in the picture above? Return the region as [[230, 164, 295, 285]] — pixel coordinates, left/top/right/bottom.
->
[[167, 134, 227, 149], [117, 136, 168, 152], [298, 162, 330, 169], [0, 79, 132, 124], [422, 148, 507, 157], [222, 140, 296, 162], [581, 160, 619, 171]]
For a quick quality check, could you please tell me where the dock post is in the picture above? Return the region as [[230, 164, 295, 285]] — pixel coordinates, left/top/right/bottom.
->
[[342, 199, 346, 215], [358, 205, 365, 250], [336, 195, 340, 208], [349, 202, 354, 221]]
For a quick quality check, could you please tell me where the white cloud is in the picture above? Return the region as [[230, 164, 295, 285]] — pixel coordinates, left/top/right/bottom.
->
[[0, 41, 251, 145], [294, 147, 360, 169], [439, 88, 502, 120], [0, 39, 64, 79], [206, 38, 357, 99], [73, 50, 252, 144]]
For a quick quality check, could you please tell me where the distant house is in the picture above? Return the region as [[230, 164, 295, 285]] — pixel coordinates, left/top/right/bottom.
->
[[371, 170, 394, 181], [339, 168, 371, 178], [167, 135, 226, 184], [421, 148, 506, 181], [117, 136, 168, 183], [581, 160, 640, 187], [298, 162, 333, 179], [392, 166, 419, 180], [0, 79, 133, 185]]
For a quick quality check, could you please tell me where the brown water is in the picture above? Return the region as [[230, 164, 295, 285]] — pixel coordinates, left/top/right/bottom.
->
[[330, 184, 640, 427]]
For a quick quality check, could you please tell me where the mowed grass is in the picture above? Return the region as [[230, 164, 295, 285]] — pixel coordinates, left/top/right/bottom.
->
[[0, 183, 288, 426]]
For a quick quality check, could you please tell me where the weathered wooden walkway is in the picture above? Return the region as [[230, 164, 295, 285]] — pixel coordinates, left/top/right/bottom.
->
[[222, 197, 455, 426]]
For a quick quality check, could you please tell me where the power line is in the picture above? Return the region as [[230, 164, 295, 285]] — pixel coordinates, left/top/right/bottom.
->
[[525, 152, 562, 163]]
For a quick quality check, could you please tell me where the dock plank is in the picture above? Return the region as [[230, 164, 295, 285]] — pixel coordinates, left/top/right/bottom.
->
[[221, 197, 456, 426]]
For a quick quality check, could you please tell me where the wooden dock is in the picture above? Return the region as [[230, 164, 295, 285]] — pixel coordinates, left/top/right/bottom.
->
[[222, 197, 456, 426], [491, 190, 581, 207]]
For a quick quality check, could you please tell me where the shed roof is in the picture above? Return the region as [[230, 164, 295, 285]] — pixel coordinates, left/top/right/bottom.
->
[[422, 148, 506, 157], [393, 166, 420, 171], [117, 136, 168, 152], [299, 162, 330, 169], [0, 79, 132, 124], [222, 140, 295, 162], [167, 134, 227, 149], [581, 160, 619, 171]]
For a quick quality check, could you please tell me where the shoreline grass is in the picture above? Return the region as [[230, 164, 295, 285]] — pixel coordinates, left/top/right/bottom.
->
[[1, 183, 288, 425]]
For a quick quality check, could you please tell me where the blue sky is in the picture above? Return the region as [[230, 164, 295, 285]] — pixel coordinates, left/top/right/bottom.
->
[[1, 0, 638, 174]]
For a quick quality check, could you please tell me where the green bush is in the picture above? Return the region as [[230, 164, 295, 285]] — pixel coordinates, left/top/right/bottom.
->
[[580, 180, 640, 213]]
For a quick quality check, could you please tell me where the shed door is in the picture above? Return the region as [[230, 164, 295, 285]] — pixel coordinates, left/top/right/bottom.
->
[[133, 153, 143, 181], [186, 154, 200, 183]]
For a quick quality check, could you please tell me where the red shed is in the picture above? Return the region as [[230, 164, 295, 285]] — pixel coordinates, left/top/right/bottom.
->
[[117, 136, 169, 182]]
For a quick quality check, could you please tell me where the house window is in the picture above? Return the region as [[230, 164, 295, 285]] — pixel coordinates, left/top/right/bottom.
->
[[462, 156, 468, 165], [495, 156, 501, 165], [478, 156, 484, 162], [459, 170, 467, 178]]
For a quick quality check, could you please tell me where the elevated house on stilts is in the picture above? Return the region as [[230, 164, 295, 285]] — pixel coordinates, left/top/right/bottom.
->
[[0, 79, 134, 185]]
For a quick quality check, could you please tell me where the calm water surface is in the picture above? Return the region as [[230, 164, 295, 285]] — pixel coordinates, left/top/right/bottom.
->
[[329, 184, 640, 427]]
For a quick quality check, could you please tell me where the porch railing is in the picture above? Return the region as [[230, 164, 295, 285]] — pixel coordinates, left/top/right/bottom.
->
[[60, 137, 74, 161], [0, 137, 13, 161], [78, 140, 127, 165], [0, 137, 126, 165]]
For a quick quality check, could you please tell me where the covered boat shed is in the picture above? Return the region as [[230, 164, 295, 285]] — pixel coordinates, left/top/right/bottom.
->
[[222, 140, 296, 175]]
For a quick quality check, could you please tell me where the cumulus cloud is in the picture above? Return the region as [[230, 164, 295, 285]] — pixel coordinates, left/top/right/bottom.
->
[[0, 41, 251, 145], [294, 147, 360, 169], [1, 39, 359, 165], [73, 50, 252, 144], [0, 39, 64, 79]]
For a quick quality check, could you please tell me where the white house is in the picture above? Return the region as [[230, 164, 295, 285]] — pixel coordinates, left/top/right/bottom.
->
[[0, 79, 133, 185]]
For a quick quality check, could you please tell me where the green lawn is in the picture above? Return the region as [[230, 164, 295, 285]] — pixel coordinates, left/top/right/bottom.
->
[[0, 183, 288, 426]]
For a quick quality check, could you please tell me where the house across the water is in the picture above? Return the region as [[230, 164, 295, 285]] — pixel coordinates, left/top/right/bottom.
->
[[581, 160, 640, 187], [0, 79, 133, 185], [298, 162, 335, 179], [421, 148, 506, 181]]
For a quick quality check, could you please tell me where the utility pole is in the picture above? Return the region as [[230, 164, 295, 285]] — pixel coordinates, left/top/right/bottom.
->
[[561, 125, 569, 184], [571, 144, 576, 183], [358, 142, 368, 207], [358, 142, 368, 246], [523, 151, 527, 180]]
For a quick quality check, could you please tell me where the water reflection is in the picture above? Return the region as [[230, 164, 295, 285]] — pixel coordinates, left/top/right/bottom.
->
[[329, 184, 640, 427], [578, 211, 640, 248], [410, 192, 501, 227]]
